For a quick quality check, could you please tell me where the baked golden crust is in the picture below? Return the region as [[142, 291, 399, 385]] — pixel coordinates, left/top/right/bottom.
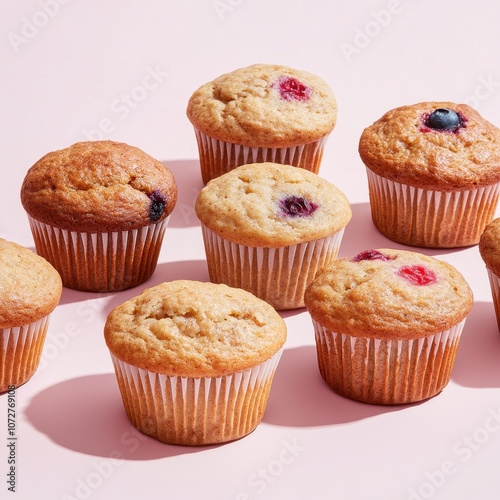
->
[[186, 63, 337, 148], [104, 280, 287, 377], [20, 141, 177, 232], [0, 238, 62, 328], [479, 217, 500, 275], [304, 248, 473, 339], [359, 102, 500, 191], [195, 162, 351, 247]]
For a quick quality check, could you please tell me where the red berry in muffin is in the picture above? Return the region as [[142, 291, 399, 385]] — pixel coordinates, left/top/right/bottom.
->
[[279, 195, 318, 217], [272, 76, 312, 101]]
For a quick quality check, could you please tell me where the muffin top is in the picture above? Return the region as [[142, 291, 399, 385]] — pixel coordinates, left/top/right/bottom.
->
[[479, 217, 500, 275], [195, 162, 352, 247], [186, 63, 337, 148], [20, 141, 177, 232], [358, 102, 500, 191], [104, 280, 286, 377], [304, 248, 473, 339], [0, 238, 62, 328]]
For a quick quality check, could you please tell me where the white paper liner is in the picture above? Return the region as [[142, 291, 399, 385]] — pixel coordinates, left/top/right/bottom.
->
[[312, 318, 466, 405], [110, 349, 283, 445], [0, 315, 50, 392], [366, 169, 500, 248], [194, 128, 329, 183], [201, 226, 345, 310], [486, 269, 500, 332], [27, 216, 169, 292]]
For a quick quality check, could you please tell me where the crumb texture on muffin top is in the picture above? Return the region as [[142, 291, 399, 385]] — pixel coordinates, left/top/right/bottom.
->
[[186, 63, 337, 148], [20, 141, 177, 232], [0, 238, 62, 328], [358, 102, 500, 191], [479, 217, 500, 275], [304, 248, 473, 339], [195, 162, 351, 247], [104, 280, 287, 377]]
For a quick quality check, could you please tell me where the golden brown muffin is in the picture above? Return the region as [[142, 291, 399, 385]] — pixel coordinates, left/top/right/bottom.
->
[[479, 217, 500, 276], [359, 102, 500, 191], [0, 238, 62, 391], [187, 63, 337, 148], [358, 102, 500, 248], [20, 141, 178, 291], [21, 140, 177, 232], [305, 248, 472, 339], [195, 162, 351, 247], [0, 238, 62, 329], [479, 218, 500, 331], [104, 280, 286, 445], [187, 64, 338, 182], [304, 248, 473, 404], [104, 280, 286, 377], [195, 163, 351, 309]]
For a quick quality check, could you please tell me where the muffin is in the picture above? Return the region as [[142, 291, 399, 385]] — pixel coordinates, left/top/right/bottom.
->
[[304, 248, 473, 405], [195, 162, 352, 310], [0, 238, 62, 392], [104, 280, 286, 446], [20, 140, 177, 292], [479, 217, 500, 331], [359, 102, 500, 248], [186, 63, 337, 183]]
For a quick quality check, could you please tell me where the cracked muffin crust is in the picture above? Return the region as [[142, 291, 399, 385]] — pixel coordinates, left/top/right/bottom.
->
[[359, 101, 500, 191], [479, 218, 500, 331], [20, 141, 177, 232], [194, 163, 351, 310], [0, 237, 62, 329], [195, 162, 351, 247], [104, 280, 287, 377], [358, 102, 500, 247], [20, 141, 177, 291], [479, 217, 500, 276], [0, 237, 62, 392], [186, 63, 337, 148], [304, 248, 473, 339], [304, 248, 473, 405]]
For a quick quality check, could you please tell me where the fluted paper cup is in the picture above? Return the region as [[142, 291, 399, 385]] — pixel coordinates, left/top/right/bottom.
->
[[312, 318, 467, 405], [201, 226, 345, 310], [27, 216, 169, 292], [193, 128, 329, 183], [486, 269, 500, 332], [109, 349, 283, 446], [0, 316, 50, 392], [366, 168, 500, 248]]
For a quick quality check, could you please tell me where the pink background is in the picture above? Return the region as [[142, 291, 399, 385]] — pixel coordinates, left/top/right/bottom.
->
[[2, 1, 500, 499]]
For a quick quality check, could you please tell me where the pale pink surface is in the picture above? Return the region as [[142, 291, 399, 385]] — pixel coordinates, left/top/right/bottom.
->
[[2, 1, 500, 499]]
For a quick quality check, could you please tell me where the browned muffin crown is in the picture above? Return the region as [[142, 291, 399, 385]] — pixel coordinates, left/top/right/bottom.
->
[[187, 63, 337, 148], [479, 217, 500, 276], [20, 141, 177, 232], [304, 248, 473, 339], [104, 280, 287, 377], [0, 238, 62, 328], [359, 102, 500, 191]]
